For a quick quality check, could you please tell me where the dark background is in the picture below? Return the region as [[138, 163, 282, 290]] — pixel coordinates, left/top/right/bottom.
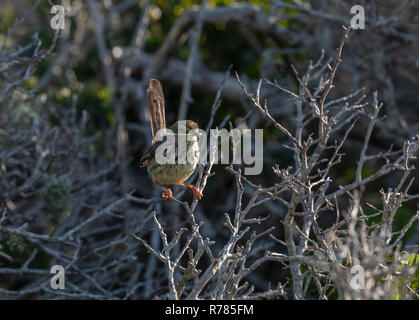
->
[[0, 0, 418, 299]]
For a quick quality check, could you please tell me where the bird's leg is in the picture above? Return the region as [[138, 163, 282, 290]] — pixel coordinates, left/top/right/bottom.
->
[[175, 182, 203, 200], [154, 181, 172, 199]]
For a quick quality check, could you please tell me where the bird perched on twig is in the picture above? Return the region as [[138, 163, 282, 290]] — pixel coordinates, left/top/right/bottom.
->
[[139, 79, 202, 200]]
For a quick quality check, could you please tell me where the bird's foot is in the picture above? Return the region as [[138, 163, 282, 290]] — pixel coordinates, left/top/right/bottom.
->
[[190, 186, 203, 200], [161, 188, 172, 200], [176, 182, 203, 200], [154, 181, 172, 200]]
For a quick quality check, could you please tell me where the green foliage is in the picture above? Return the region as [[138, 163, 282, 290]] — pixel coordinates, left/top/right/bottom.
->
[[407, 253, 419, 267], [76, 82, 115, 132], [12, 95, 40, 122], [24, 75, 38, 91], [344, 167, 373, 183], [393, 252, 419, 300], [392, 206, 417, 242], [0, 237, 50, 282], [6, 234, 25, 253], [42, 176, 72, 213], [0, 3, 15, 33]]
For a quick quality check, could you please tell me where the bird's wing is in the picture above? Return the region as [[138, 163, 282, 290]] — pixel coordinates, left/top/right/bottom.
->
[[147, 79, 166, 144], [139, 143, 156, 167], [140, 135, 178, 167]]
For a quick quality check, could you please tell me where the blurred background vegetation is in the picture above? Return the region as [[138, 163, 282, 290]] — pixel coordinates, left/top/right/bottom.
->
[[0, 0, 418, 299]]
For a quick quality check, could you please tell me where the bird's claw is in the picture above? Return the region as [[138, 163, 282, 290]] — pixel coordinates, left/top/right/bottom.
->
[[190, 186, 203, 200], [161, 188, 172, 200]]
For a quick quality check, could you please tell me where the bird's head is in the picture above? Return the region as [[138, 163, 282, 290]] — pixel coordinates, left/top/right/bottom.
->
[[169, 120, 199, 134]]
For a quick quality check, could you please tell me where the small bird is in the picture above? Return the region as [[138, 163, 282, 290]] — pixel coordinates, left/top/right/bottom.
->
[[139, 79, 202, 200]]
